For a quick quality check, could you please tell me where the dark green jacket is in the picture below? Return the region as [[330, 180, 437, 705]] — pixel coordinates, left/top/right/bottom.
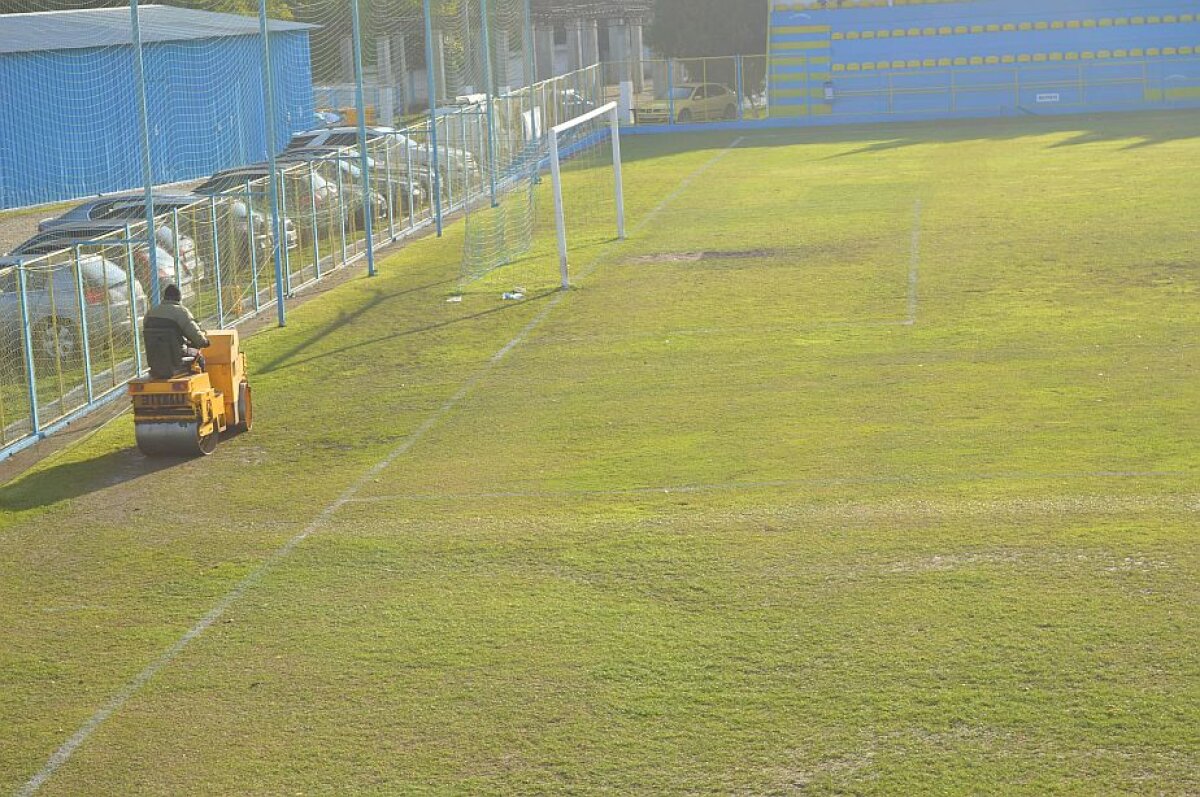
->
[[144, 299, 209, 349]]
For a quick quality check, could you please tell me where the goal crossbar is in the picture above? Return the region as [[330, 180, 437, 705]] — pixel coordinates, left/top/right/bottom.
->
[[548, 101, 625, 289]]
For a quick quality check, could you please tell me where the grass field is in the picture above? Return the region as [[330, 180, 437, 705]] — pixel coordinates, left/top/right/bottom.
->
[[1, 110, 1197, 796]]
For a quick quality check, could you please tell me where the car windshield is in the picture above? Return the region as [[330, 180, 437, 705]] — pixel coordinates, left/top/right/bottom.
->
[[669, 87, 694, 99]]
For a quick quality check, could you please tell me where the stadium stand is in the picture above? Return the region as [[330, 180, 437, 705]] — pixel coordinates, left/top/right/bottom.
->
[[768, 0, 1200, 118]]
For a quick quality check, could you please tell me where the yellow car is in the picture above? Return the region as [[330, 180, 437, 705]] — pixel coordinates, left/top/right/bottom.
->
[[637, 83, 739, 125]]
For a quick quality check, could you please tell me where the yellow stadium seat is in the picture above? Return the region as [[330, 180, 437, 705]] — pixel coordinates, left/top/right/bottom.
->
[[1114, 49, 1127, 58], [986, 24, 999, 32], [1182, 15, 1196, 23], [1081, 51, 1095, 59], [1065, 52, 1079, 60], [938, 57, 951, 66], [905, 59, 919, 68], [831, 32, 844, 40], [1001, 54, 1015, 63], [969, 56, 983, 65], [1002, 23, 1016, 31], [1017, 53, 1031, 62], [1097, 49, 1111, 58], [954, 26, 967, 34], [1049, 52, 1063, 61], [923, 27, 936, 35], [1019, 22, 1032, 31], [893, 29, 907, 37], [1033, 53, 1047, 62], [847, 63, 860, 71], [953, 56, 967, 65], [1130, 17, 1144, 25], [1098, 18, 1112, 27], [1164, 15, 1177, 23], [1051, 21, 1064, 29], [892, 59, 906, 68], [861, 62, 873, 71], [1181, 47, 1194, 56], [985, 55, 999, 64], [970, 25, 983, 33], [923, 58, 936, 67], [1163, 47, 1177, 56], [1114, 18, 1128, 26], [908, 27, 921, 36], [846, 31, 860, 39], [1035, 22, 1048, 30], [832, 63, 845, 72], [1081, 20, 1095, 28], [1130, 48, 1144, 57], [1067, 20, 1081, 29], [1146, 48, 1160, 56], [938, 26, 951, 35], [862, 31, 876, 39], [1147, 16, 1160, 24], [877, 60, 890, 69]]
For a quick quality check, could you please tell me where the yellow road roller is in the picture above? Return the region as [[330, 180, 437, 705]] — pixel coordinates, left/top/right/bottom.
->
[[128, 330, 253, 456]]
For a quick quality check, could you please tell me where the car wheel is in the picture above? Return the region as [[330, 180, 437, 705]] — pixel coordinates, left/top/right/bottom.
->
[[34, 317, 80, 362], [678, 108, 693, 124]]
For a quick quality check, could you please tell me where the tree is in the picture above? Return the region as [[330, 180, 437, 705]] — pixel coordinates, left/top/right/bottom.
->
[[646, 0, 768, 94]]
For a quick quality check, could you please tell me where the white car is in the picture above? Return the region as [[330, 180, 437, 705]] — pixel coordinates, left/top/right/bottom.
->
[[287, 126, 478, 182]]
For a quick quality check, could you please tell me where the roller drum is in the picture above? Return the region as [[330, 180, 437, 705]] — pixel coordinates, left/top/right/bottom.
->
[[135, 422, 217, 457]]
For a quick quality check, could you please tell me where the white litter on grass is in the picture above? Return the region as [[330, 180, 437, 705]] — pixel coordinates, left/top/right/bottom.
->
[[446, 295, 463, 303]]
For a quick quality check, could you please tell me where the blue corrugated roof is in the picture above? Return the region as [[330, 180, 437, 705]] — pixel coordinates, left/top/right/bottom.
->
[[0, 4, 314, 56]]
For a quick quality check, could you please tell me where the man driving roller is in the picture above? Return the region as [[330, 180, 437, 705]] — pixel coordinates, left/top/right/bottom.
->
[[143, 284, 210, 374]]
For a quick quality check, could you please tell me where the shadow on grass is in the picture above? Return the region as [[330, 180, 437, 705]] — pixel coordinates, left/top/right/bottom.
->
[[0, 446, 185, 512], [256, 276, 458, 374], [261, 287, 558, 375], [619, 108, 1200, 162]]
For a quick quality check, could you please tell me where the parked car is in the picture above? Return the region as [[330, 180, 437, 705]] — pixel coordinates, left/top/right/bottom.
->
[[277, 147, 417, 219], [0, 253, 146, 363], [40, 205, 206, 281], [193, 169, 308, 250], [637, 83, 738, 124], [287, 126, 479, 187], [6, 228, 189, 301]]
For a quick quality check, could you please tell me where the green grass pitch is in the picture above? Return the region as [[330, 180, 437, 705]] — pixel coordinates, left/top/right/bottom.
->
[[1, 110, 1197, 795]]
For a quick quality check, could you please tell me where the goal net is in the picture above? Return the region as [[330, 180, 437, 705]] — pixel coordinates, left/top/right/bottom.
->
[[549, 101, 625, 289]]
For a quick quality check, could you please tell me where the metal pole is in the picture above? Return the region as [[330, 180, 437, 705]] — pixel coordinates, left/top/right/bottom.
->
[[123, 225, 144, 376], [736, 55, 745, 121], [667, 60, 675, 124], [350, 0, 377, 276], [130, 0, 159, 302], [405, 138, 416, 230], [610, 109, 625, 240], [423, 0, 444, 236], [243, 184, 261, 312], [384, 139, 396, 239], [210, 196, 224, 326], [523, 0, 535, 88], [71, 246, 94, 404], [479, 0, 499, 207], [307, 163, 321, 277], [17, 266, 40, 435], [258, 0, 287, 326], [549, 133, 569, 289]]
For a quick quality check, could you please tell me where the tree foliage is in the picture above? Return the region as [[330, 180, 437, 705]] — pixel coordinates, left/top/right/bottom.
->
[[646, 0, 768, 92]]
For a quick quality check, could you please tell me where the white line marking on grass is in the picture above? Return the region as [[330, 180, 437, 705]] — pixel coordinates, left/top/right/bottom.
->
[[347, 471, 1193, 505], [17, 135, 747, 797], [906, 198, 922, 326]]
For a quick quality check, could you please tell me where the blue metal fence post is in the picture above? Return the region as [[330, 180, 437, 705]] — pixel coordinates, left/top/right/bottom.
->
[[307, 163, 321, 276], [667, 60, 675, 124], [350, 0, 377, 276], [243, 184, 262, 312], [71, 245, 94, 404], [209, 196, 224, 326], [423, 0, 444, 236], [17, 266, 40, 436], [130, 0, 159, 302], [736, 55, 745, 121], [123, 225, 144, 376], [258, 0, 287, 326], [479, 0, 500, 207]]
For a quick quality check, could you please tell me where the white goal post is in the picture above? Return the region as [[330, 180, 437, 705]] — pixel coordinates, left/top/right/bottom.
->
[[549, 101, 626, 289]]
